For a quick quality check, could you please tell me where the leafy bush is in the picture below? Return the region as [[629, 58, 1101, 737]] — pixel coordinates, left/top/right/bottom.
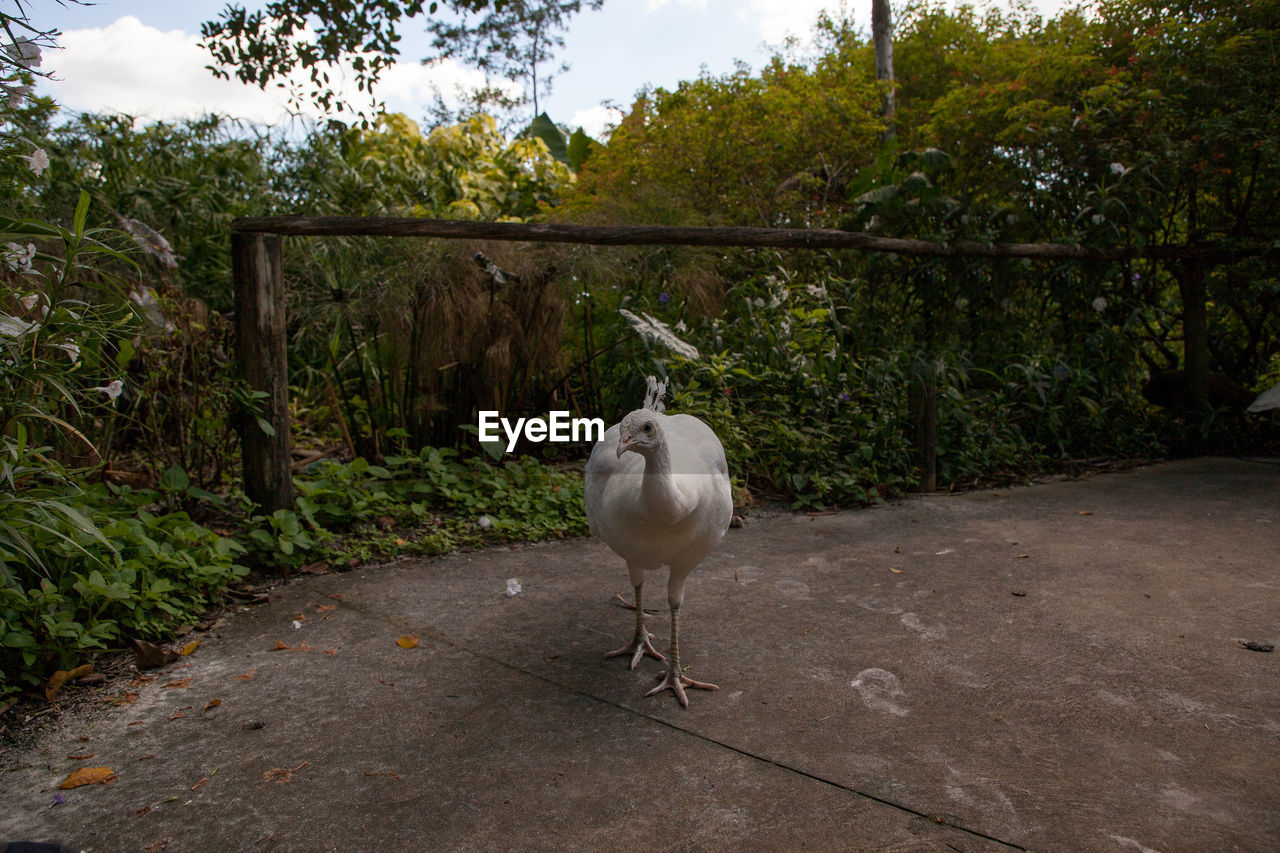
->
[[0, 480, 246, 695], [272, 449, 589, 568]]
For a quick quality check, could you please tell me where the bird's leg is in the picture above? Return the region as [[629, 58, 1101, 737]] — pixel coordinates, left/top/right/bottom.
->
[[646, 605, 718, 708], [611, 592, 658, 614], [605, 583, 665, 669]]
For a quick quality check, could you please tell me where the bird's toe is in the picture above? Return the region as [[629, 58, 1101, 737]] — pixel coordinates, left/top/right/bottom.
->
[[605, 629, 665, 669], [646, 665, 719, 708]]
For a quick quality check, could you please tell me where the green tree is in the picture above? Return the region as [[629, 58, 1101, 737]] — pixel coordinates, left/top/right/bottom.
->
[[201, 0, 605, 123], [427, 0, 604, 119]]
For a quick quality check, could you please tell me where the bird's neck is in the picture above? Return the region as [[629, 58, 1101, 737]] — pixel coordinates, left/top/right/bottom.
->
[[639, 442, 693, 525]]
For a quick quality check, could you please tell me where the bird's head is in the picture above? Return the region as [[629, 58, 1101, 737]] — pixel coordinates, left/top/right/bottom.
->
[[616, 409, 663, 459]]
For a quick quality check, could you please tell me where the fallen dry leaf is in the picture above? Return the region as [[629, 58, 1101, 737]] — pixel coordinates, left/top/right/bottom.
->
[[271, 641, 291, 651], [1078, 510, 1094, 516], [169, 710, 187, 721], [315, 604, 336, 614], [143, 838, 167, 852], [180, 640, 200, 656], [133, 639, 179, 670], [202, 699, 221, 714], [139, 755, 156, 761], [323, 647, 340, 656], [59, 766, 117, 789], [396, 635, 419, 649], [67, 753, 96, 760], [190, 777, 207, 791], [161, 678, 192, 689], [1016, 553, 1031, 559], [45, 663, 96, 702], [889, 568, 903, 574], [236, 667, 258, 681], [263, 761, 308, 784]]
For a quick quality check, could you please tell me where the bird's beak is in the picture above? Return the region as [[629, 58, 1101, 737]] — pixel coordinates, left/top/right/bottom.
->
[[616, 429, 633, 458]]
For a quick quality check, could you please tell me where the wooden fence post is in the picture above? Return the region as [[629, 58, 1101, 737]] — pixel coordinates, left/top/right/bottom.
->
[[232, 232, 294, 513]]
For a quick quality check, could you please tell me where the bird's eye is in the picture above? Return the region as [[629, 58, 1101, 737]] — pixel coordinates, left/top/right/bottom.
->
[[643, 422, 653, 433]]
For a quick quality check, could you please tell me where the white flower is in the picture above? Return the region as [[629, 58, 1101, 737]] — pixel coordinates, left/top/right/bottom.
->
[[54, 342, 80, 362], [21, 148, 49, 176], [618, 309, 700, 360], [117, 216, 179, 268], [674, 319, 687, 333], [805, 284, 828, 299], [3, 242, 35, 272], [1090, 213, 1105, 225], [0, 81, 32, 107], [92, 380, 124, 401], [1110, 162, 1126, 176], [18, 293, 39, 312], [4, 38, 42, 70], [1092, 297, 1108, 312], [0, 313, 35, 338]]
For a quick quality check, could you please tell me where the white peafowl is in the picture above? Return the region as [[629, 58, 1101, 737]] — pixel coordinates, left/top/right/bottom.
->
[[584, 376, 733, 708], [1248, 380, 1280, 413]]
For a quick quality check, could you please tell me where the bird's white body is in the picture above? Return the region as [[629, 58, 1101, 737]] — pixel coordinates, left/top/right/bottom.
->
[[584, 396, 733, 707], [585, 413, 732, 577]]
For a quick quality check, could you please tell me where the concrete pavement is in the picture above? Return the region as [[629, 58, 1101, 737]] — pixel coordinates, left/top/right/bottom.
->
[[2, 457, 1278, 851]]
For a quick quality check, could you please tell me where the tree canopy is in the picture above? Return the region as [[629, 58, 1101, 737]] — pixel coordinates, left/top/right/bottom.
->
[[201, 0, 604, 122]]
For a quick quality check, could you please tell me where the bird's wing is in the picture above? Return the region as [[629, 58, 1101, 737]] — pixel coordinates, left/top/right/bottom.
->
[[663, 413, 730, 480]]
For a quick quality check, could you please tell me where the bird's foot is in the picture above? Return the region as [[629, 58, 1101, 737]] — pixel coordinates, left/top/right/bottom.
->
[[646, 664, 718, 708], [605, 627, 665, 669], [612, 592, 658, 614]]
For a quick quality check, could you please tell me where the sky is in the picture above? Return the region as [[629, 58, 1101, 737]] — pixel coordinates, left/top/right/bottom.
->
[[32, 0, 1073, 140]]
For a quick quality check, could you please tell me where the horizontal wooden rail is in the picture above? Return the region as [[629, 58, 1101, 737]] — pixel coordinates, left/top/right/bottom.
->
[[231, 214, 1276, 511], [231, 216, 1274, 262]]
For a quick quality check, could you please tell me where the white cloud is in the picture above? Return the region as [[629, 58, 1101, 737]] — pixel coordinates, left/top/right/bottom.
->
[[643, 0, 709, 11], [37, 15, 510, 125], [570, 104, 624, 140], [738, 0, 850, 45]]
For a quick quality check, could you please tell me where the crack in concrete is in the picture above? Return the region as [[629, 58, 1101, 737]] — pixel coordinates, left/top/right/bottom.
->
[[332, 591, 1029, 851]]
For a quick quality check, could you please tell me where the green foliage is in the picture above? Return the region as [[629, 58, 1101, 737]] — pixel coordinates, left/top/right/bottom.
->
[[288, 449, 588, 564], [0, 480, 248, 696], [202, 0, 603, 123], [574, 57, 884, 227], [230, 450, 586, 572], [427, 1, 605, 117]]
